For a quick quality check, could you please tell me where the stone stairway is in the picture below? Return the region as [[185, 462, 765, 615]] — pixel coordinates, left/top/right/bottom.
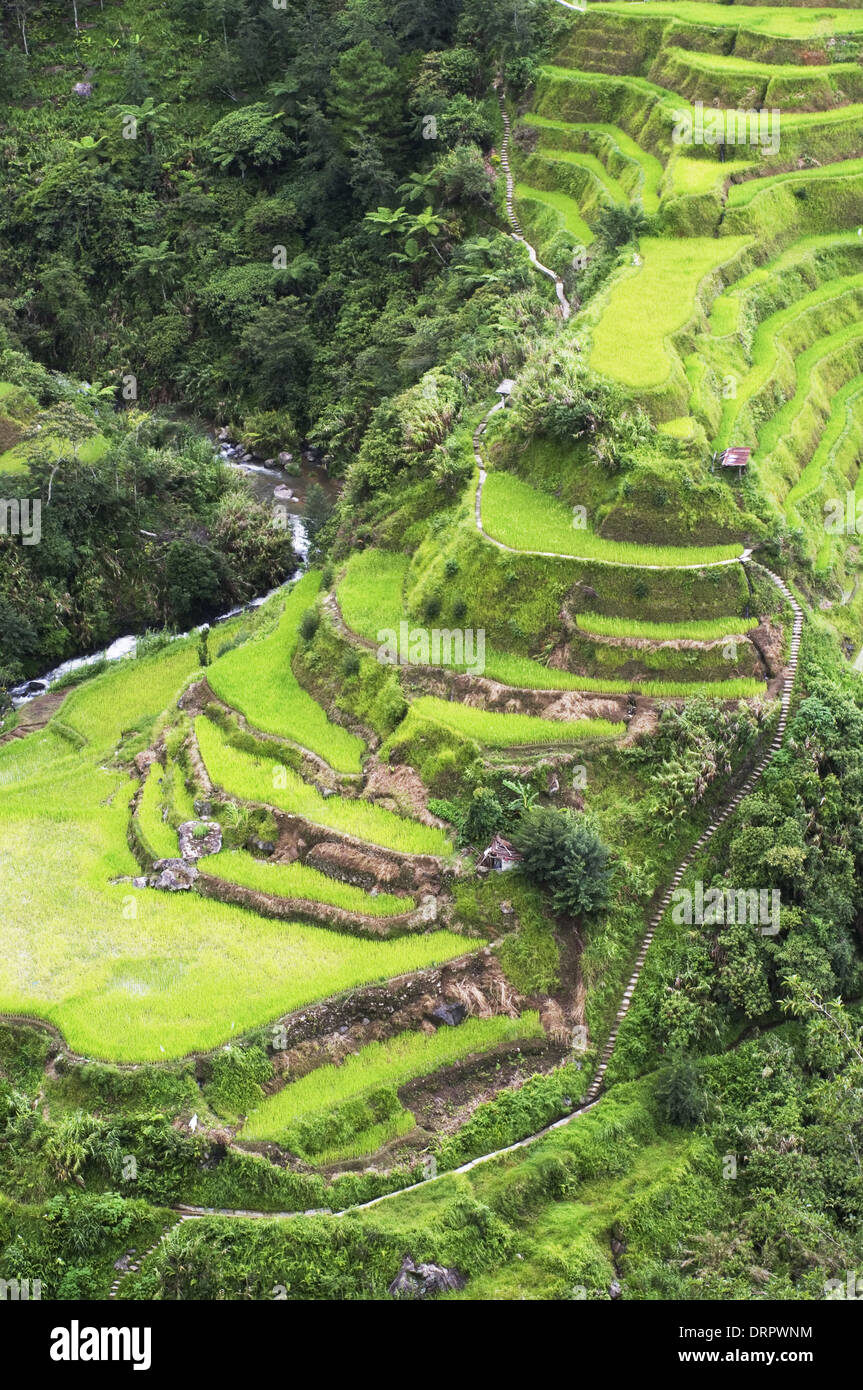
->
[[581, 563, 803, 1105], [108, 1213, 201, 1300], [495, 86, 571, 321]]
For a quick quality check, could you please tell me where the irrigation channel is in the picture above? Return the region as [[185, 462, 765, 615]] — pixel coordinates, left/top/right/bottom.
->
[[106, 92, 807, 1289]]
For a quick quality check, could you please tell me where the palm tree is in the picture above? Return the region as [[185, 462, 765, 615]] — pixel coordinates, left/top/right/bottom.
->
[[128, 240, 179, 302], [365, 205, 408, 237]]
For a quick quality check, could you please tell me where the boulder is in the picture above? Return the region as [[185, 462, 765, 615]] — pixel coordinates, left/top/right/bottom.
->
[[388, 1256, 465, 1300], [177, 820, 222, 861], [431, 1000, 467, 1028], [150, 859, 198, 892], [134, 749, 158, 775]]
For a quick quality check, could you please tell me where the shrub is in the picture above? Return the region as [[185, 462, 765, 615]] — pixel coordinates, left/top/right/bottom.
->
[[205, 1045, 272, 1120], [655, 1057, 708, 1128], [299, 607, 320, 642], [512, 807, 613, 921], [464, 786, 504, 845]]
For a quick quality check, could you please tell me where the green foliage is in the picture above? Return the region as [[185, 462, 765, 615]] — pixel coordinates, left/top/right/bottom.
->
[[205, 1045, 272, 1121], [655, 1056, 708, 1127], [512, 807, 613, 922]]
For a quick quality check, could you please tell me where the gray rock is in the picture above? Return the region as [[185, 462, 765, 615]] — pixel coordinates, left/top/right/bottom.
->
[[431, 1001, 467, 1028], [150, 859, 199, 892], [177, 820, 222, 861], [193, 798, 213, 818], [72, 81, 93, 97], [388, 1256, 465, 1300]]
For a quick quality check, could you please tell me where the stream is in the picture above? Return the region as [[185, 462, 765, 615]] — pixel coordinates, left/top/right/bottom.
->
[[8, 440, 333, 709]]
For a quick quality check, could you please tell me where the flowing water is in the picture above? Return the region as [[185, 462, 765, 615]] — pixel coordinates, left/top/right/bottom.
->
[[9, 440, 334, 709]]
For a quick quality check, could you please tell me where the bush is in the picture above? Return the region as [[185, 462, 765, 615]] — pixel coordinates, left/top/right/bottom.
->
[[464, 786, 504, 845], [299, 607, 320, 641], [655, 1057, 708, 1128], [205, 1046, 272, 1120], [512, 807, 613, 921]]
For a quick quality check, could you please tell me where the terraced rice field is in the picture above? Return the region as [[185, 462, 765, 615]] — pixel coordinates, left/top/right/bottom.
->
[[200, 848, 416, 917], [0, 731, 465, 1062], [480, 472, 742, 567], [207, 571, 365, 774], [589, 236, 751, 392], [240, 1012, 545, 1158], [195, 715, 452, 856], [403, 696, 625, 748]]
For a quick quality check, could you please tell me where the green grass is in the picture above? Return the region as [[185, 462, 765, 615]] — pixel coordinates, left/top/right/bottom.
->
[[752, 323, 863, 510], [715, 275, 863, 452], [590, 236, 751, 392], [515, 184, 594, 248], [666, 153, 752, 199], [0, 732, 466, 1062], [200, 848, 416, 918], [195, 715, 452, 857], [136, 764, 177, 860], [521, 115, 663, 214], [55, 637, 201, 759], [708, 233, 863, 339], [240, 1012, 544, 1149], [207, 571, 364, 774], [481, 471, 742, 568], [575, 613, 758, 642], [727, 156, 863, 209], [787, 374, 863, 514], [594, 3, 863, 39], [527, 148, 628, 205], [337, 553, 762, 698], [338, 549, 405, 641], [0, 431, 109, 476], [404, 697, 624, 747]]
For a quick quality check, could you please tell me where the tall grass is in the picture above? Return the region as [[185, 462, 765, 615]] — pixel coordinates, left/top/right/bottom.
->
[[575, 614, 758, 641], [207, 570, 364, 774], [241, 1012, 544, 1146], [201, 849, 416, 917], [338, 549, 405, 639], [481, 472, 742, 568], [195, 716, 451, 857], [407, 696, 624, 746], [136, 764, 177, 860]]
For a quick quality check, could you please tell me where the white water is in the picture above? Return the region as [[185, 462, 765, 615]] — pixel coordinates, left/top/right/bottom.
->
[[10, 444, 310, 709]]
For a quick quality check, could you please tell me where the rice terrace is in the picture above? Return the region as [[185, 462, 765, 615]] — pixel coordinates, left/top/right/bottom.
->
[[2, 0, 863, 1336]]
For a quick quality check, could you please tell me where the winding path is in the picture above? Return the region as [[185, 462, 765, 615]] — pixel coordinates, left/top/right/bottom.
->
[[496, 87, 571, 321]]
